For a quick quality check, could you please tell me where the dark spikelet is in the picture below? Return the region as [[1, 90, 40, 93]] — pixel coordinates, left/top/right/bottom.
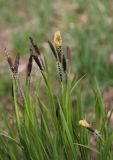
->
[[29, 37, 40, 55], [67, 46, 71, 64], [56, 61, 62, 81], [30, 47, 45, 71], [32, 55, 43, 71], [62, 54, 67, 72], [27, 54, 33, 77], [29, 37, 45, 69], [7, 55, 14, 73], [14, 53, 20, 74], [48, 40, 57, 60]]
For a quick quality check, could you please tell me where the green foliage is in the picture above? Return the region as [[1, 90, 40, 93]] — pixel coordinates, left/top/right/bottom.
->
[[0, 38, 113, 159]]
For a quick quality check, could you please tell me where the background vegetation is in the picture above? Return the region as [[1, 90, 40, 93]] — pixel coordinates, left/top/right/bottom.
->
[[0, 0, 113, 159]]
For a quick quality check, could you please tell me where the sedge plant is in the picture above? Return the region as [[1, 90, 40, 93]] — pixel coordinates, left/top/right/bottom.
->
[[0, 31, 113, 160]]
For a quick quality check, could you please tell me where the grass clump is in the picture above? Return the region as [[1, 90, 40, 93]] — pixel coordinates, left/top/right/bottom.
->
[[0, 31, 113, 160]]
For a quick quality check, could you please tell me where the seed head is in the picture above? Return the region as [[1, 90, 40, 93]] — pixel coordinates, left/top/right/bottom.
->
[[54, 31, 62, 47], [6, 52, 20, 76], [7, 54, 14, 72], [27, 54, 33, 77], [48, 40, 57, 60], [14, 53, 20, 74], [32, 55, 43, 71], [29, 37, 40, 55]]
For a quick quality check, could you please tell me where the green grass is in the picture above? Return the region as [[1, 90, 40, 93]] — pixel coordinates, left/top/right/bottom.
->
[[0, 34, 113, 159]]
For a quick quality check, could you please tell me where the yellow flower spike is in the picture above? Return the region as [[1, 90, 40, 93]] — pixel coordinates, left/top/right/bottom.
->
[[54, 31, 62, 47], [79, 119, 90, 128]]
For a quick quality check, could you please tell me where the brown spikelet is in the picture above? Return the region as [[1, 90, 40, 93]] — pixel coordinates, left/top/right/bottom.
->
[[48, 40, 57, 60], [29, 37, 40, 55], [56, 61, 62, 81], [62, 54, 67, 72], [6, 52, 20, 75], [14, 53, 20, 74], [29, 38, 45, 70], [7, 54, 14, 73], [27, 54, 33, 77], [32, 55, 43, 71]]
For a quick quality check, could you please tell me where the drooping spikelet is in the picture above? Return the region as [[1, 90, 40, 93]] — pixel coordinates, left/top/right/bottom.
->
[[79, 119, 102, 139], [79, 119, 90, 128]]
